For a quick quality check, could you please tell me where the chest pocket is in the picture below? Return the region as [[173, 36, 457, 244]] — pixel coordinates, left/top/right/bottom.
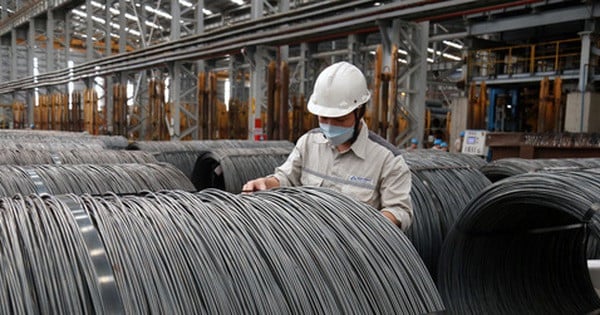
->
[[341, 183, 376, 206], [301, 171, 324, 187]]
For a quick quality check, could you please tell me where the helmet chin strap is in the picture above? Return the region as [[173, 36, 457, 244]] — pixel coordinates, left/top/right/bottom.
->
[[348, 104, 366, 145]]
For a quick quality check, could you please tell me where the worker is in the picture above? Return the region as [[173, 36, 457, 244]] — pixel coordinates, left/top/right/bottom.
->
[[408, 138, 419, 150], [242, 61, 413, 230], [432, 138, 442, 150], [454, 130, 465, 152]]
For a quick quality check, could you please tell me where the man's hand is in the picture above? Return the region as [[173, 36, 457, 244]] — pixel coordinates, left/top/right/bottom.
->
[[242, 176, 280, 193], [381, 210, 401, 228]]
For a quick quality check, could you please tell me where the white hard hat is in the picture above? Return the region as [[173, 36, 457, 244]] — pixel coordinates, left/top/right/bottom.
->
[[307, 61, 371, 118]]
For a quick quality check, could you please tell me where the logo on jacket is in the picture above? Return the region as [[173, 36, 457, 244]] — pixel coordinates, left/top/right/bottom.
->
[[349, 175, 373, 184]]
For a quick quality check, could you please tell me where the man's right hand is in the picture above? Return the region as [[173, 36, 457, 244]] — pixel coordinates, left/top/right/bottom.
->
[[242, 176, 280, 193]]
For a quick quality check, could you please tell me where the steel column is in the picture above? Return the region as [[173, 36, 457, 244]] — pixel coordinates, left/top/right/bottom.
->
[[578, 30, 592, 92], [26, 22, 34, 124], [249, 46, 268, 140], [46, 9, 54, 73], [118, 0, 126, 52], [85, 0, 94, 61], [170, 62, 182, 139]]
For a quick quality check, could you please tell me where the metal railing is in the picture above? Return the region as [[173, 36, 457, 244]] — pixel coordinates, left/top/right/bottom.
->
[[468, 38, 583, 78]]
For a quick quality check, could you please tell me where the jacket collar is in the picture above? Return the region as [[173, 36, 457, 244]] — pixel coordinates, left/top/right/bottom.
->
[[348, 120, 368, 160]]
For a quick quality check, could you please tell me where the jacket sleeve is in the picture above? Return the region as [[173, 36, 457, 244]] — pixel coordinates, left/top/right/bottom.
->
[[271, 134, 307, 187], [380, 155, 413, 231]]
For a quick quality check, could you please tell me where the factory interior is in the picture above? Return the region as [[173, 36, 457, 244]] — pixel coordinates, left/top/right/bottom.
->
[[0, 0, 598, 314]]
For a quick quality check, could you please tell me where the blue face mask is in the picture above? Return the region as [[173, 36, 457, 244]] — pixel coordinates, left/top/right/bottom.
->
[[319, 123, 354, 146]]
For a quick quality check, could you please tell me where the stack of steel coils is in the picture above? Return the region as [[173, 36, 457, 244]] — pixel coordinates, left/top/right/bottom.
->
[[480, 157, 600, 182], [438, 169, 600, 314], [0, 149, 156, 165], [0, 187, 444, 314], [402, 151, 491, 280], [192, 147, 292, 193], [0, 163, 194, 196]]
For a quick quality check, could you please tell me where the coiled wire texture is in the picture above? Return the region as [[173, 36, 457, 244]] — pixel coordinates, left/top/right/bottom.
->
[[438, 168, 600, 314], [0, 187, 444, 314]]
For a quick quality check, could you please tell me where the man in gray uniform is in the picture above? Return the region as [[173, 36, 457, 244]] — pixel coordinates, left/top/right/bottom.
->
[[243, 61, 413, 231]]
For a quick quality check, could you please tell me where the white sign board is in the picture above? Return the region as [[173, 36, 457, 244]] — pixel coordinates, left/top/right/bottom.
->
[[461, 130, 488, 156]]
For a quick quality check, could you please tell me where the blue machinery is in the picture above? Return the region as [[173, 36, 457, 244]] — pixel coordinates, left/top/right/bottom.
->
[[487, 87, 519, 132]]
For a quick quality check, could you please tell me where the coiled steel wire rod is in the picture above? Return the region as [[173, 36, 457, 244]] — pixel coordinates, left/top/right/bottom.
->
[[0, 130, 128, 149], [0, 149, 157, 165], [401, 152, 492, 281], [192, 147, 292, 193], [0, 139, 106, 150], [0, 163, 194, 197], [0, 187, 445, 314], [438, 168, 600, 314], [127, 140, 294, 153], [128, 140, 294, 183], [480, 157, 600, 182]]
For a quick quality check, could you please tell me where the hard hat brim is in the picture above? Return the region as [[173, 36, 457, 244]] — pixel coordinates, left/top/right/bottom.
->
[[307, 102, 357, 118]]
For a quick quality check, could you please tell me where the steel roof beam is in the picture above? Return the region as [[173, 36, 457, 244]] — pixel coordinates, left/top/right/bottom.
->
[[468, 4, 600, 36], [0, 0, 538, 93]]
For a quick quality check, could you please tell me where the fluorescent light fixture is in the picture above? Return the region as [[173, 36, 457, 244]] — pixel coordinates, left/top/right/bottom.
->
[[397, 48, 408, 55], [73, 9, 140, 37], [443, 40, 463, 49], [442, 53, 461, 61], [72, 9, 86, 18], [231, 0, 245, 5], [427, 47, 461, 61], [397, 58, 407, 64], [145, 5, 172, 19], [0, 6, 15, 13]]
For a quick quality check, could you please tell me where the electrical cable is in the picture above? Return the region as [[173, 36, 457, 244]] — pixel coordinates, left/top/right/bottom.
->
[[438, 168, 600, 314]]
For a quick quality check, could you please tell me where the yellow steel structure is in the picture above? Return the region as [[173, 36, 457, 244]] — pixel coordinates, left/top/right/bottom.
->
[[83, 88, 98, 134], [113, 84, 128, 136]]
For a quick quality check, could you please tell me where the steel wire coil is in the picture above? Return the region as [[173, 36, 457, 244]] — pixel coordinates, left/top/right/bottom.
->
[[127, 139, 294, 153], [403, 150, 487, 168], [0, 139, 106, 150], [192, 147, 292, 193], [438, 168, 600, 314], [91, 135, 129, 149], [0, 130, 128, 149], [128, 141, 293, 186], [401, 152, 492, 281], [480, 157, 600, 182], [153, 151, 204, 180], [0, 187, 444, 314], [0, 163, 194, 197], [0, 149, 157, 165], [0, 130, 90, 138]]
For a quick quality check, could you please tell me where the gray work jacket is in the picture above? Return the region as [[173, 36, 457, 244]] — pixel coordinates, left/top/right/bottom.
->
[[272, 121, 413, 230]]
